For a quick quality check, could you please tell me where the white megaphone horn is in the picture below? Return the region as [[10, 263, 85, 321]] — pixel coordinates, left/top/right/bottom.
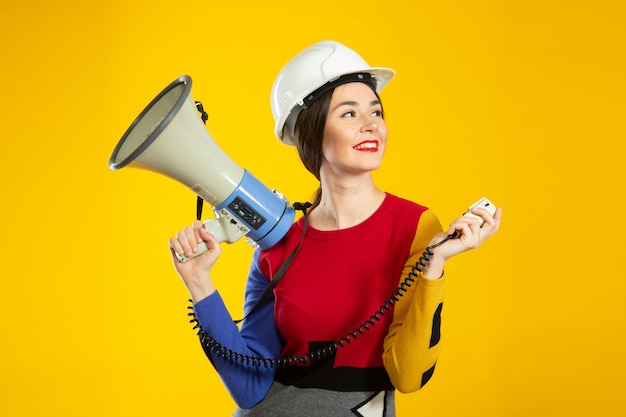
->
[[109, 75, 295, 261]]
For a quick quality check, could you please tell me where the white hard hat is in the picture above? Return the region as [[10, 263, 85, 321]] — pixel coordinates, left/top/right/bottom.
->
[[270, 40, 395, 145]]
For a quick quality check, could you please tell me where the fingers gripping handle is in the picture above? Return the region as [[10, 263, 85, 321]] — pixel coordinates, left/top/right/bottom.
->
[[174, 220, 220, 262], [175, 212, 249, 262]]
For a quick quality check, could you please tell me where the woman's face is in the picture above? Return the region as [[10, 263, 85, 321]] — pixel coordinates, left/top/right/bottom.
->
[[321, 82, 388, 178]]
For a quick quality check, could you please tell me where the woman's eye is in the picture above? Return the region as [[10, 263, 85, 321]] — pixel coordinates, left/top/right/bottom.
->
[[341, 111, 356, 118], [372, 110, 382, 117]]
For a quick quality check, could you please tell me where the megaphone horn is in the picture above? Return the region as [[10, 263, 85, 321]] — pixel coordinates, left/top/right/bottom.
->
[[109, 75, 295, 259]]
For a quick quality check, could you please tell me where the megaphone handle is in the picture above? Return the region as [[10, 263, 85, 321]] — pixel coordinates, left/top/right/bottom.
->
[[175, 220, 223, 262], [175, 241, 208, 262]]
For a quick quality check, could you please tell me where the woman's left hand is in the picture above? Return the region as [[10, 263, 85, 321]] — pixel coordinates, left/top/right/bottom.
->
[[421, 206, 502, 279]]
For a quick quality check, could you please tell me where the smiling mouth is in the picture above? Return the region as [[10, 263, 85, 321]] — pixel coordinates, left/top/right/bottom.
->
[[353, 141, 378, 151]]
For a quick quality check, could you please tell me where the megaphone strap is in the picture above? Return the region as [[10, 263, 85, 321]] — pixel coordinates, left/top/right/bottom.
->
[[191, 98, 310, 324], [195, 100, 209, 123], [233, 201, 312, 324], [196, 196, 204, 221], [194, 100, 209, 222]]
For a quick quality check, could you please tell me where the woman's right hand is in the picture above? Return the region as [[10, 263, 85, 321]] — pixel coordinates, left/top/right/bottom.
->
[[168, 220, 222, 303]]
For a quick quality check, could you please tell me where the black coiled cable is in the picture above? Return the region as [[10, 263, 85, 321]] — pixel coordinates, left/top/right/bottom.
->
[[188, 233, 456, 368]]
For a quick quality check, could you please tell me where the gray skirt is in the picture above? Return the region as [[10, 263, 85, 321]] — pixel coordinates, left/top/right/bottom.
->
[[233, 381, 395, 417]]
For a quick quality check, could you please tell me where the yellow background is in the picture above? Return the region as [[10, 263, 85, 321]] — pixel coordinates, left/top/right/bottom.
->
[[1, 0, 624, 415]]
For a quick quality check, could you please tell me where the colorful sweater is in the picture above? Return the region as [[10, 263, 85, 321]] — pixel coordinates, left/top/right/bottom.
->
[[193, 193, 445, 415]]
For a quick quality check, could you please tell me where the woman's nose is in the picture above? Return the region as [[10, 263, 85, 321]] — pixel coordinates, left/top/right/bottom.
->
[[361, 115, 379, 132]]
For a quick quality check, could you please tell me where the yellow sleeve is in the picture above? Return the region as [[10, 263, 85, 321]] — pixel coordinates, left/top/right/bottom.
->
[[383, 208, 446, 393]]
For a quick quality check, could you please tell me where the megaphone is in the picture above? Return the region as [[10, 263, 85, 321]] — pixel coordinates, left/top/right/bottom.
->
[[109, 75, 295, 260]]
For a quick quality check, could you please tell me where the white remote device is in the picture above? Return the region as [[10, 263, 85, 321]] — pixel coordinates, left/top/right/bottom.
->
[[462, 197, 497, 226]]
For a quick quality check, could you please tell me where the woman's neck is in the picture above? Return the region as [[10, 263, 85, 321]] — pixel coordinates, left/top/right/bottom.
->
[[309, 175, 385, 230]]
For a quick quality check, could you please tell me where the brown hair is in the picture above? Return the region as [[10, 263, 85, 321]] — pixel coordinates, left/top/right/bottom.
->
[[293, 90, 332, 208]]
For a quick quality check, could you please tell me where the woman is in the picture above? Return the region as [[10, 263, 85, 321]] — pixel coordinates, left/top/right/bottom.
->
[[169, 40, 501, 416]]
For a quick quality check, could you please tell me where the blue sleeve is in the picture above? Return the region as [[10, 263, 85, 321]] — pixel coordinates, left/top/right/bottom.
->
[[192, 249, 281, 409]]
